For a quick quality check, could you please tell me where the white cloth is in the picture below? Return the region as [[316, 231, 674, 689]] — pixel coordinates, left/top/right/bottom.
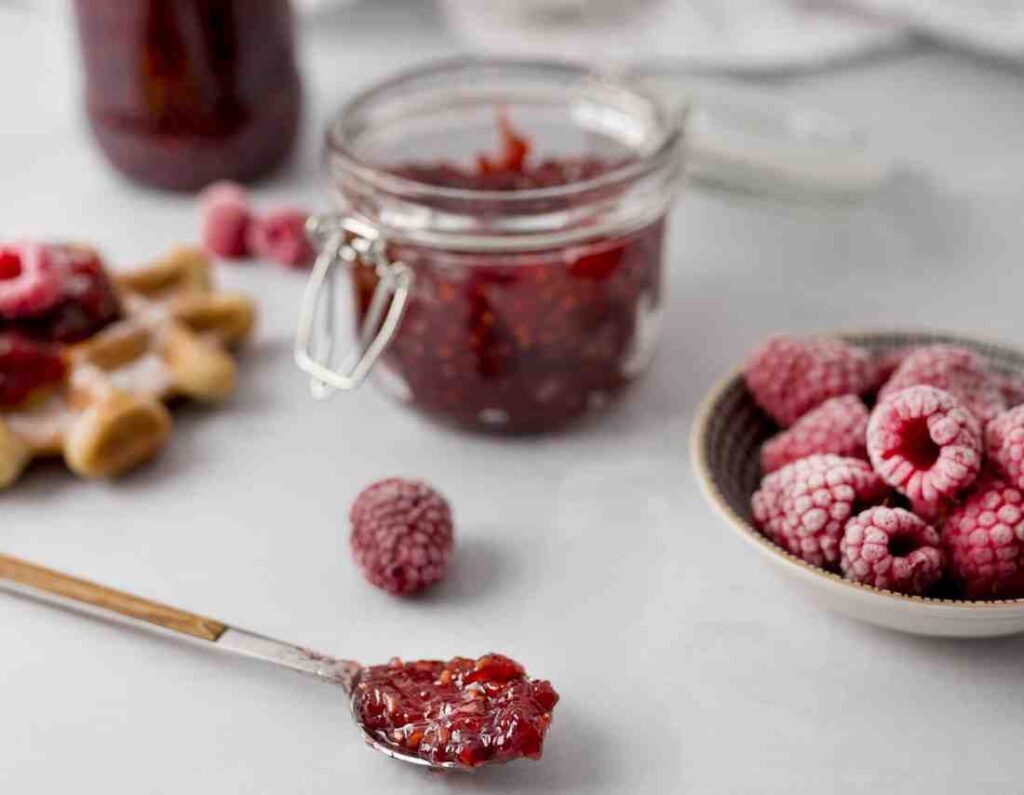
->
[[438, 0, 1024, 72], [847, 0, 1024, 61]]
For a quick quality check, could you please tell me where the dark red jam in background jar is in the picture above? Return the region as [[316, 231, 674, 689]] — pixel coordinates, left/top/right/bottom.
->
[[73, 0, 301, 191], [299, 60, 684, 434]]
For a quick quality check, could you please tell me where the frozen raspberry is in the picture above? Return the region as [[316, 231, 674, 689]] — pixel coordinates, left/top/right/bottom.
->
[[943, 476, 1024, 599], [752, 454, 887, 569], [0, 332, 67, 408], [985, 405, 1024, 490], [199, 182, 253, 259], [996, 371, 1024, 408], [12, 244, 123, 344], [878, 344, 1005, 424], [0, 242, 61, 319], [246, 207, 314, 269], [839, 507, 944, 595], [743, 336, 876, 427], [867, 385, 981, 510], [350, 478, 454, 595], [5, 245, 122, 344], [870, 346, 914, 392], [908, 496, 950, 525], [760, 395, 869, 474]]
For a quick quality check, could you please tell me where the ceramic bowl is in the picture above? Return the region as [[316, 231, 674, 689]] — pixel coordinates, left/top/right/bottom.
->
[[691, 330, 1024, 638]]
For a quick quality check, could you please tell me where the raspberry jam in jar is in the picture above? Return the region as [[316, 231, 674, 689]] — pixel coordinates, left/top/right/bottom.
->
[[296, 60, 683, 434], [73, 0, 301, 191]]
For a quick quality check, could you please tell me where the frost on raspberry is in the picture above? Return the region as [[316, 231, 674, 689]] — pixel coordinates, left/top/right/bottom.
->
[[0, 242, 61, 319], [5, 244, 123, 344], [878, 344, 1006, 424], [839, 506, 944, 595], [996, 371, 1024, 409], [743, 335, 876, 427], [867, 385, 981, 507], [760, 395, 869, 474], [985, 405, 1024, 491], [944, 477, 1024, 599], [200, 181, 253, 259], [870, 346, 915, 393], [349, 478, 454, 595], [246, 207, 314, 269], [751, 454, 887, 569]]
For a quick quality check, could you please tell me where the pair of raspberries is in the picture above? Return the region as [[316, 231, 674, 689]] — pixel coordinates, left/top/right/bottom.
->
[[745, 337, 1024, 599]]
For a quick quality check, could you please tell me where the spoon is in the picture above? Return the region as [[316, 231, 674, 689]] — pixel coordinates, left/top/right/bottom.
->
[[0, 553, 463, 771]]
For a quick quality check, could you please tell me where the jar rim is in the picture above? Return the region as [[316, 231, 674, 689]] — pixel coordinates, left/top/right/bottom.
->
[[325, 56, 685, 207]]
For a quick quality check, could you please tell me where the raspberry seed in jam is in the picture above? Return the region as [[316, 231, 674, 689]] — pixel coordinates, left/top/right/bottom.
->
[[352, 653, 559, 769]]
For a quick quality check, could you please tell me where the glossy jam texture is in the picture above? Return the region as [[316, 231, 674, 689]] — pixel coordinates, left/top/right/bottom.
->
[[354, 124, 664, 434], [352, 653, 559, 769], [73, 0, 301, 190]]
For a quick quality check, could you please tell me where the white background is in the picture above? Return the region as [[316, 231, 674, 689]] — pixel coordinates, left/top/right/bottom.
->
[[3, 3, 1024, 793]]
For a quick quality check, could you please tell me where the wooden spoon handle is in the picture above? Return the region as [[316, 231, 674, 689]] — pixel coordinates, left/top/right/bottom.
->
[[0, 553, 358, 689], [0, 553, 226, 641]]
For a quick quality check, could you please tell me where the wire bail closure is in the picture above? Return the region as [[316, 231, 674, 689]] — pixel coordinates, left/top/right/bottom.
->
[[294, 214, 413, 399]]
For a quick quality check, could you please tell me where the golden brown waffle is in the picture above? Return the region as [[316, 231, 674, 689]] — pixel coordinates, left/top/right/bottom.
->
[[0, 245, 256, 486]]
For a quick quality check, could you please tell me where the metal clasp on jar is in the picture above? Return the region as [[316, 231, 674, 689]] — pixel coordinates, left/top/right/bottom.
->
[[294, 214, 413, 399]]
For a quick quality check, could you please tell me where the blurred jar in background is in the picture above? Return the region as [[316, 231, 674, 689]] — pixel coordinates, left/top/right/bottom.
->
[[73, 0, 302, 192]]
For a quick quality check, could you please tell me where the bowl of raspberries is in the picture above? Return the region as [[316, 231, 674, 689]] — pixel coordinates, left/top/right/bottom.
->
[[692, 331, 1024, 637]]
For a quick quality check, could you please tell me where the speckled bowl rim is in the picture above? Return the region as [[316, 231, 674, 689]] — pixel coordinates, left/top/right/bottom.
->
[[690, 327, 1024, 613]]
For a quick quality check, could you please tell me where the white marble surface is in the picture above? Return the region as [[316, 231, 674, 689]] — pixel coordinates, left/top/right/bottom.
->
[[4, 4, 1024, 794]]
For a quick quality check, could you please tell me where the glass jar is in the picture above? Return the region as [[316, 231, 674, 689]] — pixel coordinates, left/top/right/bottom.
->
[[72, 0, 302, 192], [296, 60, 682, 434]]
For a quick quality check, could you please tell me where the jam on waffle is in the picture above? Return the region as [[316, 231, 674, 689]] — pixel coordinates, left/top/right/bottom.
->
[[0, 243, 255, 486]]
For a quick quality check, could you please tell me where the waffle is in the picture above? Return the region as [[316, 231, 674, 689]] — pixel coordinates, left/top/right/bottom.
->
[[0, 245, 256, 486]]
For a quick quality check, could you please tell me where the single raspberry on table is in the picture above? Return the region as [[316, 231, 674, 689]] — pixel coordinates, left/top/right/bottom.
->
[[350, 478, 454, 596], [839, 506, 944, 595], [246, 208, 314, 269], [199, 181, 253, 259], [0, 332, 67, 408], [985, 405, 1024, 490], [751, 454, 887, 569], [878, 344, 1005, 424], [760, 395, 869, 474], [743, 336, 876, 427], [867, 385, 981, 508], [0, 242, 61, 319], [943, 476, 1024, 599]]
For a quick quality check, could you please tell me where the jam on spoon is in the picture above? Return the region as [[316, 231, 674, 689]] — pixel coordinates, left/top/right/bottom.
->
[[0, 553, 559, 772], [352, 653, 560, 768]]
